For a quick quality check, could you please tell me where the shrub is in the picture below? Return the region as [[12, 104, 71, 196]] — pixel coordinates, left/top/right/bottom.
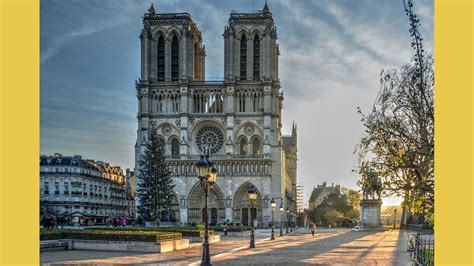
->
[[40, 229, 182, 242], [209, 226, 251, 232], [88, 227, 213, 238]]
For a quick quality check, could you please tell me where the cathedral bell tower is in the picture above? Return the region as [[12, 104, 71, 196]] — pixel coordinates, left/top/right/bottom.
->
[[223, 0, 279, 82], [139, 4, 205, 83]]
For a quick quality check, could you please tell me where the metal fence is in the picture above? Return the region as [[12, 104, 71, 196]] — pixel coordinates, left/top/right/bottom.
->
[[410, 233, 434, 266]]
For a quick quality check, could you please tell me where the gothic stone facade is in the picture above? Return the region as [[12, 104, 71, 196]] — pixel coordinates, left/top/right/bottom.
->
[[134, 3, 297, 226]]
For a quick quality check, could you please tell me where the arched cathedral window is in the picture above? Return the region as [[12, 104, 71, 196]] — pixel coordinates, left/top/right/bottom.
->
[[240, 138, 248, 156], [157, 36, 165, 81], [239, 93, 246, 112], [158, 95, 164, 113], [171, 35, 179, 81], [171, 138, 180, 158], [253, 93, 260, 112], [240, 35, 247, 80], [252, 138, 261, 156], [253, 35, 260, 80], [157, 138, 166, 154]]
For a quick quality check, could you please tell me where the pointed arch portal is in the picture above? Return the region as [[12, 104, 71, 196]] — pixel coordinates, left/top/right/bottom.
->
[[233, 182, 263, 226], [187, 181, 225, 225]]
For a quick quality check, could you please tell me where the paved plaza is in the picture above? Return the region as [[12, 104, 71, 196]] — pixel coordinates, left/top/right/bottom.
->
[[41, 229, 412, 265]]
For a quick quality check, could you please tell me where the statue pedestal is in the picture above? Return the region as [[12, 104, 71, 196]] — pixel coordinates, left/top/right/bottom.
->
[[356, 199, 385, 231]]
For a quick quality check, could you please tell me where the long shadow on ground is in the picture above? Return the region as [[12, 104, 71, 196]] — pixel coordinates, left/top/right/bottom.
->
[[212, 230, 389, 265]]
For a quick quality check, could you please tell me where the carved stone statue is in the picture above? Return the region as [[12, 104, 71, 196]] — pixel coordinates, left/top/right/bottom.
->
[[358, 171, 383, 200], [355, 171, 385, 231]]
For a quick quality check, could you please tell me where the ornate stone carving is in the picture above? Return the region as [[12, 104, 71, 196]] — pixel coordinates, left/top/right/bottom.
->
[[161, 125, 172, 136], [235, 119, 242, 126], [256, 119, 263, 126], [196, 125, 224, 154], [175, 119, 181, 127], [244, 124, 255, 136]]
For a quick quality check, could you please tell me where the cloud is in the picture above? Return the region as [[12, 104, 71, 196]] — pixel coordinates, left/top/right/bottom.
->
[[40, 0, 433, 205], [40, 0, 145, 64]]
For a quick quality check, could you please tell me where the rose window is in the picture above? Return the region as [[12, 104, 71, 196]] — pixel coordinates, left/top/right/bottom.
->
[[196, 125, 224, 154]]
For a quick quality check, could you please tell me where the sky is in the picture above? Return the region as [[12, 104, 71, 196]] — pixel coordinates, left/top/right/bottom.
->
[[40, 0, 434, 207]]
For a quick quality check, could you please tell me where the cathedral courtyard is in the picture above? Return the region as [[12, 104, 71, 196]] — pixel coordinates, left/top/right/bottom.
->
[[41, 229, 412, 265]]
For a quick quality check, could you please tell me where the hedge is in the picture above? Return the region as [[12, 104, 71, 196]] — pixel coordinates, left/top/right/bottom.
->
[[40, 229, 182, 242], [88, 227, 213, 238], [209, 226, 251, 232]]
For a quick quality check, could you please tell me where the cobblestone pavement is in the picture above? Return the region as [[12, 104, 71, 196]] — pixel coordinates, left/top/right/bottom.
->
[[41, 229, 412, 265]]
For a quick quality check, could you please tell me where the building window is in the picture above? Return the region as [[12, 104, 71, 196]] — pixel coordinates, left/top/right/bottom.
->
[[54, 182, 59, 194], [253, 138, 261, 156], [253, 93, 260, 112], [158, 95, 163, 113], [239, 94, 246, 112], [171, 138, 180, 157], [158, 138, 166, 154], [172, 94, 179, 113], [253, 35, 260, 80], [171, 35, 179, 81], [240, 138, 248, 156], [44, 181, 49, 194], [240, 35, 247, 80], [157, 36, 165, 81], [64, 182, 69, 195]]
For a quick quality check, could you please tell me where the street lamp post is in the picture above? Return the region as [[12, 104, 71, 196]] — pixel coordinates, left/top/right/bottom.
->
[[286, 208, 289, 233], [196, 155, 217, 266], [293, 213, 297, 231], [248, 185, 258, 248], [393, 209, 397, 229], [279, 204, 283, 236], [270, 198, 276, 240], [290, 212, 293, 232]]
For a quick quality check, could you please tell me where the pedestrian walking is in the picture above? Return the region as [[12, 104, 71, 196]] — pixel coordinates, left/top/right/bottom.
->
[[311, 222, 316, 236], [223, 223, 228, 236]]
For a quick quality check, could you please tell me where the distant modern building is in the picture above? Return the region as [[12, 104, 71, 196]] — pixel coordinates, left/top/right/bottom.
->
[[296, 185, 304, 213], [40, 153, 135, 225], [308, 182, 343, 210], [282, 124, 298, 215]]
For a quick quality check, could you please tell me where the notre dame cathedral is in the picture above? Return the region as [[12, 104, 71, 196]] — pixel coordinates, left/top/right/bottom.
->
[[134, 2, 297, 227]]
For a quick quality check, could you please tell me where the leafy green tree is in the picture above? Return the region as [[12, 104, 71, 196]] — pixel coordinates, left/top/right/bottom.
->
[[355, 0, 434, 225], [346, 189, 361, 210], [136, 123, 176, 222], [325, 210, 344, 227], [308, 192, 358, 227]]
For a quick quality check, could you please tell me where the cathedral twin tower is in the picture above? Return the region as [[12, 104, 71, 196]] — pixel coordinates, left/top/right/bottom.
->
[[135, 2, 297, 226]]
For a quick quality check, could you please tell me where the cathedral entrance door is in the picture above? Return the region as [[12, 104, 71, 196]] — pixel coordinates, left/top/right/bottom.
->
[[242, 208, 249, 226], [211, 208, 218, 225]]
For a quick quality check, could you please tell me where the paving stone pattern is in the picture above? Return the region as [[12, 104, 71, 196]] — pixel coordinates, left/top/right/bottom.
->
[[41, 229, 412, 265]]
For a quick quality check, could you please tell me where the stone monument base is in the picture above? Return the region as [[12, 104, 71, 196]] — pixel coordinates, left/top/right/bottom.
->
[[356, 199, 385, 231]]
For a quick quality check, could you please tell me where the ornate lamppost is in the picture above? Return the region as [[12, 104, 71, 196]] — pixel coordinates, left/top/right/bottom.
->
[[393, 209, 397, 229], [290, 212, 293, 231], [286, 208, 289, 233], [279, 203, 283, 236], [248, 185, 257, 248], [196, 155, 217, 266], [270, 198, 276, 240]]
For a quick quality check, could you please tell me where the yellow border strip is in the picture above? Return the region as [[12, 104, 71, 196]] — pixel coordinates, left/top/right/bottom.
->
[[0, 0, 39, 264], [435, 0, 473, 264]]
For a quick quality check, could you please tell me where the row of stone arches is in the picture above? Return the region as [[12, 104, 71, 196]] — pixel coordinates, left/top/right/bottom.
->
[[168, 181, 263, 226]]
